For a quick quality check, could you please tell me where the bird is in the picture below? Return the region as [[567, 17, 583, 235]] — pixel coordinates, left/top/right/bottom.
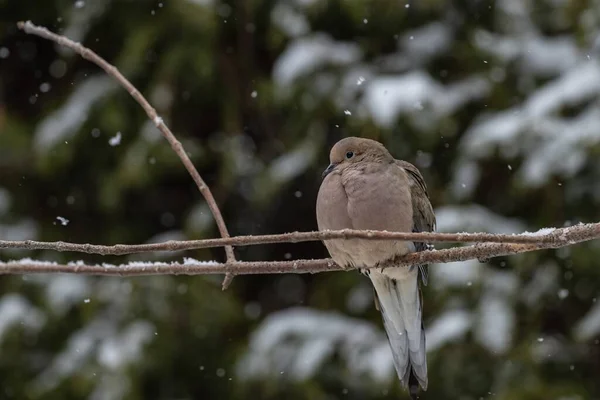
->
[[316, 137, 435, 399]]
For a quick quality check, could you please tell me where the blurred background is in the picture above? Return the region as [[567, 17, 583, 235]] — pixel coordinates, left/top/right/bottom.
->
[[1, 0, 600, 399]]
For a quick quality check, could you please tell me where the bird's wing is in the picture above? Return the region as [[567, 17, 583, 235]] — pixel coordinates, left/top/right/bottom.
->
[[395, 160, 435, 285]]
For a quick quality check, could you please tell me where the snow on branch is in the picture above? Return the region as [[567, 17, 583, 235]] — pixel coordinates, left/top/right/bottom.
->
[[1, 222, 599, 276], [6, 21, 600, 278], [0, 224, 598, 255]]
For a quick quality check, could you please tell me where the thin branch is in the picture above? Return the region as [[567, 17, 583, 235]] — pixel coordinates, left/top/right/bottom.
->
[[1, 224, 596, 276], [1, 223, 598, 256], [17, 21, 238, 287]]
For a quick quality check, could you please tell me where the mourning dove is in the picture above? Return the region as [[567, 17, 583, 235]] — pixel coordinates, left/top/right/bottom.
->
[[316, 137, 435, 399]]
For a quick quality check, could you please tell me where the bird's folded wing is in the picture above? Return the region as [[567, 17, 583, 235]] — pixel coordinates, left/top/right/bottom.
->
[[395, 160, 436, 285]]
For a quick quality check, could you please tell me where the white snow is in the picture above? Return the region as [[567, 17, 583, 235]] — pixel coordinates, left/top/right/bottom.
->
[[0, 219, 39, 241], [236, 307, 394, 383], [185, 203, 214, 234], [88, 374, 129, 400], [426, 309, 472, 352], [6, 257, 57, 266], [33, 318, 112, 392], [108, 132, 122, 146], [140, 119, 164, 143], [293, 0, 319, 6], [182, 257, 219, 266], [98, 321, 154, 369], [475, 269, 518, 354], [435, 204, 526, 234], [273, 33, 361, 89], [483, 269, 519, 294], [34, 76, 116, 150], [457, 59, 600, 188], [574, 302, 600, 341], [521, 262, 559, 306], [336, 65, 374, 106], [271, 2, 310, 38], [345, 282, 374, 314], [520, 227, 556, 236], [476, 293, 515, 354], [186, 0, 214, 6], [239, 306, 486, 381], [0, 258, 221, 271], [530, 335, 564, 363], [527, 62, 600, 116], [56, 216, 70, 226], [450, 160, 481, 199], [474, 30, 581, 76], [45, 275, 91, 315], [431, 259, 481, 289], [361, 72, 490, 128], [399, 22, 453, 63], [267, 135, 319, 184], [519, 106, 600, 186], [60, 0, 110, 52], [0, 294, 46, 341]]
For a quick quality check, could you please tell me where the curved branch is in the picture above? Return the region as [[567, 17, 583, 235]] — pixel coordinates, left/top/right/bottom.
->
[[16, 20, 238, 287]]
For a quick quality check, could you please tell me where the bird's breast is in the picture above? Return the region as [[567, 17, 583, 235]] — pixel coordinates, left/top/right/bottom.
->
[[342, 166, 413, 233]]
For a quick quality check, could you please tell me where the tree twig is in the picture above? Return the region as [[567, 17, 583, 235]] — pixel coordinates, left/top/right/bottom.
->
[[1, 222, 597, 276], [16, 20, 238, 288], [0, 224, 597, 256]]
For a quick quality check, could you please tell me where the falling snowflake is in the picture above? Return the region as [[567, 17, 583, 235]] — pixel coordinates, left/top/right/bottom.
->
[[108, 132, 122, 146], [56, 216, 70, 226]]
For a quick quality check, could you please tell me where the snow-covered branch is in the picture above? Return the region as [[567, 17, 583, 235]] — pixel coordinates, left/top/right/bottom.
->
[[1, 222, 599, 275], [0, 223, 598, 255]]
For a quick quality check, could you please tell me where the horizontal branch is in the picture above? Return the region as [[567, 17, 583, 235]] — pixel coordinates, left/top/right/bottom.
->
[[1, 222, 598, 276], [0, 223, 598, 257]]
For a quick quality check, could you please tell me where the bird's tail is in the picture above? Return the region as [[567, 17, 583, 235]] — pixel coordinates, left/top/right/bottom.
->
[[370, 271, 427, 397]]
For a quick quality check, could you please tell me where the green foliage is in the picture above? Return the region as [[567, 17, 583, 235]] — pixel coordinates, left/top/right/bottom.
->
[[1, 0, 599, 399]]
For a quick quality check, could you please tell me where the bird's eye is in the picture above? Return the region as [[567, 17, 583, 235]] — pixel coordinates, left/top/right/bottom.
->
[[345, 151, 354, 159]]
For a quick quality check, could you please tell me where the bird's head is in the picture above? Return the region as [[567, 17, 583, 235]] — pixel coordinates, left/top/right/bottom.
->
[[322, 137, 393, 178]]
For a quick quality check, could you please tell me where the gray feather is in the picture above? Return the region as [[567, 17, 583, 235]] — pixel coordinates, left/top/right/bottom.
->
[[370, 271, 428, 391]]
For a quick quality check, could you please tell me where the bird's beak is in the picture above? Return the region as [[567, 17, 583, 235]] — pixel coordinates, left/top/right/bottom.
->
[[322, 163, 336, 179]]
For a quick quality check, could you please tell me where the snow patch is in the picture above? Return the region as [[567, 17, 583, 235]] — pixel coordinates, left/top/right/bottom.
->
[[435, 204, 526, 234], [0, 294, 46, 341], [426, 309, 472, 352], [574, 302, 600, 342], [237, 307, 394, 383], [34, 76, 116, 150], [273, 34, 361, 89]]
